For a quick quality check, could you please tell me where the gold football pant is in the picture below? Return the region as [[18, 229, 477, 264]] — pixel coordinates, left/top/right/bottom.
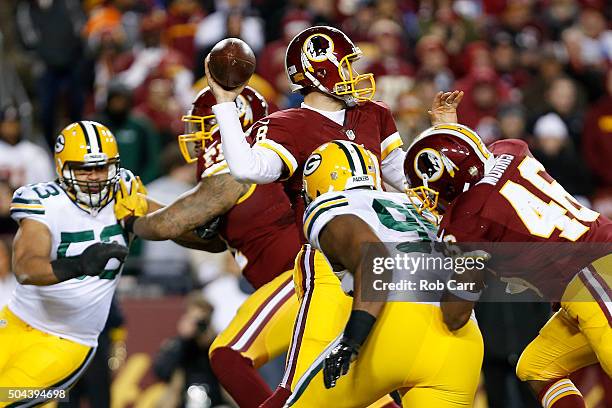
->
[[517, 253, 612, 381], [209, 269, 298, 368], [0, 307, 94, 407], [283, 244, 482, 407]]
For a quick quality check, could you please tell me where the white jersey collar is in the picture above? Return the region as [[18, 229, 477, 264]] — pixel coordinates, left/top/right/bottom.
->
[[301, 102, 346, 126]]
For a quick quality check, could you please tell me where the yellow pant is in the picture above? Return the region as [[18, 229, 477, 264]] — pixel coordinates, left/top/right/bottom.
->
[[517, 253, 612, 381], [285, 245, 483, 407], [209, 270, 298, 367], [0, 307, 94, 407]]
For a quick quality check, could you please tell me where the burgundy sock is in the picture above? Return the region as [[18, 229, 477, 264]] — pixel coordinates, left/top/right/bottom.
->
[[538, 378, 586, 408], [258, 386, 292, 408], [381, 402, 402, 408], [209, 347, 272, 408]]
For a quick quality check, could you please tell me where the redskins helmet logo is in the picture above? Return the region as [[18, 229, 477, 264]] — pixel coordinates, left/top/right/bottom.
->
[[414, 148, 444, 182], [235, 94, 253, 128], [303, 34, 334, 62], [304, 153, 322, 176]]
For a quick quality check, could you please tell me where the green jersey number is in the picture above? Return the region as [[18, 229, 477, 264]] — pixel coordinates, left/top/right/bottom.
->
[[372, 199, 435, 254], [32, 183, 61, 199], [57, 224, 126, 280]]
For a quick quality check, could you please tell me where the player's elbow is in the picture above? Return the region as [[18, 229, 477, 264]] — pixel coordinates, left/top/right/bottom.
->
[[228, 166, 256, 183]]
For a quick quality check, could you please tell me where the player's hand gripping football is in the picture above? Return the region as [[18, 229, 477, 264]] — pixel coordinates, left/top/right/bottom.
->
[[323, 339, 359, 389], [114, 177, 148, 221], [429, 90, 464, 125], [205, 54, 248, 104]]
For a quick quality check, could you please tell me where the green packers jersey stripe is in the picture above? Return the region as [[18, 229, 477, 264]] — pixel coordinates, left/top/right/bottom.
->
[[306, 201, 349, 239], [333, 141, 356, 173], [9, 208, 45, 215], [304, 195, 346, 220], [12, 197, 42, 205]]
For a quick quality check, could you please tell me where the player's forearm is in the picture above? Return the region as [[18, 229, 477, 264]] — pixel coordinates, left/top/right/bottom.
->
[[172, 232, 227, 253], [134, 176, 245, 240], [213, 102, 283, 183], [14, 257, 59, 285]]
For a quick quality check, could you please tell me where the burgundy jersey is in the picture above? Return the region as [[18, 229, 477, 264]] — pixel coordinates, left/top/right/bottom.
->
[[196, 132, 301, 290], [248, 100, 402, 237], [440, 139, 612, 299]]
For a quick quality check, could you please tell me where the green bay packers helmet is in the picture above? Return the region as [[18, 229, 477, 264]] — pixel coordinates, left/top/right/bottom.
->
[[54, 121, 120, 210], [303, 140, 380, 204]]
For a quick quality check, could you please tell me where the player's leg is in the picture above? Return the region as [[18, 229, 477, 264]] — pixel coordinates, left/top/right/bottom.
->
[[0, 307, 94, 407], [516, 309, 596, 407], [261, 245, 354, 407], [208, 270, 297, 408], [400, 308, 484, 408], [285, 303, 483, 408], [566, 254, 612, 375]]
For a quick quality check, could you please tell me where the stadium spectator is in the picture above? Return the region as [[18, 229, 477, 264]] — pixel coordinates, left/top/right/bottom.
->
[[531, 112, 593, 202], [539, 76, 585, 146], [497, 104, 528, 141], [583, 69, 612, 191], [562, 7, 612, 74], [415, 34, 453, 92], [16, 0, 86, 148], [153, 293, 228, 408], [115, 11, 194, 110], [163, 0, 205, 70], [456, 67, 511, 130], [0, 239, 16, 308], [134, 77, 184, 143], [194, 0, 264, 57], [364, 19, 414, 111], [0, 107, 54, 190], [257, 9, 312, 96], [94, 83, 161, 183]]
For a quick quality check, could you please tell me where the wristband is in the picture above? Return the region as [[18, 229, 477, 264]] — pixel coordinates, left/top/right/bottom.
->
[[51, 258, 83, 282], [343, 310, 376, 350]]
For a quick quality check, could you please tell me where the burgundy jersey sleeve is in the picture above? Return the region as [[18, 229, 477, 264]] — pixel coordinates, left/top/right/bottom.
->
[[249, 111, 300, 180]]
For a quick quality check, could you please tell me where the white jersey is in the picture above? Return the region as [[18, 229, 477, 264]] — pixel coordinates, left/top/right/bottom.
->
[[303, 189, 437, 250], [8, 172, 132, 347], [304, 189, 447, 304]]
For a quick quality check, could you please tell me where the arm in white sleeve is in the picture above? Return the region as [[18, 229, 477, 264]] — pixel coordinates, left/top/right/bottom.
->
[[213, 102, 284, 184], [381, 147, 408, 192]]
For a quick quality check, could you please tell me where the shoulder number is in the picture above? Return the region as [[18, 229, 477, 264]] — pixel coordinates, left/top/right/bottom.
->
[[499, 156, 599, 241]]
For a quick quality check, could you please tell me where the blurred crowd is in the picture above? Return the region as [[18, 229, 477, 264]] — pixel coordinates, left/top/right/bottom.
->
[[0, 1, 611, 407]]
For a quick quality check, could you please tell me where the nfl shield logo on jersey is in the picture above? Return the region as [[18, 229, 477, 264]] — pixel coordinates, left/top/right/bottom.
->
[[345, 129, 356, 140]]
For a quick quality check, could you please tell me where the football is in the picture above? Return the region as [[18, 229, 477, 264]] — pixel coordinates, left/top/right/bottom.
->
[[208, 38, 256, 90]]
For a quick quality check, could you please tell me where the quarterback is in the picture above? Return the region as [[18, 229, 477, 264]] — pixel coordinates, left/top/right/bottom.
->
[[115, 87, 302, 408], [404, 123, 612, 408], [204, 25, 462, 406], [283, 141, 483, 407], [1, 121, 130, 407]]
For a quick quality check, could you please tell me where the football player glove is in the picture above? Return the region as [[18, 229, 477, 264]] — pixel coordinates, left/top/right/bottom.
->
[[114, 176, 148, 221], [323, 310, 376, 389], [51, 242, 128, 282]]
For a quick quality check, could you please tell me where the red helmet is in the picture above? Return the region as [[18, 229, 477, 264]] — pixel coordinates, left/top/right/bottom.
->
[[285, 26, 375, 107], [404, 124, 495, 212], [178, 85, 268, 163]]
